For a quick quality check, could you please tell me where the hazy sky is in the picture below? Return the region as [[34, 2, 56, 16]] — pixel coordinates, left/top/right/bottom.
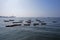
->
[[0, 0, 60, 17]]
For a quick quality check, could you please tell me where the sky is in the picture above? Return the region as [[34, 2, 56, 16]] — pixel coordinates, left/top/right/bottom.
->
[[0, 0, 60, 17]]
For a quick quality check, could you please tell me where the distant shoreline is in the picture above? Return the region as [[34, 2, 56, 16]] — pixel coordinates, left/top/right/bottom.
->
[[0, 16, 60, 18]]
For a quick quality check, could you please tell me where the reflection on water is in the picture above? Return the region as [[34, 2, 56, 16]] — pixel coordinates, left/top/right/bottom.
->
[[0, 17, 60, 40]]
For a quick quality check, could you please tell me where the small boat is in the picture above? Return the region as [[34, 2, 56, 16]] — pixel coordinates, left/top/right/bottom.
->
[[13, 22, 23, 23], [24, 23, 30, 26], [33, 23, 39, 26], [4, 20, 9, 22], [52, 21, 57, 23], [26, 21, 31, 23], [36, 19, 41, 23], [25, 20, 31, 23], [19, 20, 23, 23], [9, 19, 14, 21], [41, 23, 46, 25], [6, 24, 22, 27]]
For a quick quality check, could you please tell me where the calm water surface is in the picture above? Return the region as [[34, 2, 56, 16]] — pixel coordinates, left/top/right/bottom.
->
[[0, 17, 60, 40]]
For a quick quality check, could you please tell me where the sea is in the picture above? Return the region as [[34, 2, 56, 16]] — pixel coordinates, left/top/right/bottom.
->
[[0, 17, 60, 40]]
